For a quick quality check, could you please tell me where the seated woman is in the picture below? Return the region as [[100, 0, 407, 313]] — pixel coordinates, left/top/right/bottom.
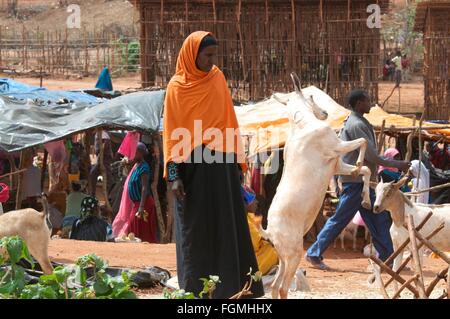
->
[[70, 196, 114, 242], [242, 185, 278, 275], [127, 142, 157, 243], [62, 181, 89, 237], [378, 148, 410, 192], [410, 160, 430, 204]]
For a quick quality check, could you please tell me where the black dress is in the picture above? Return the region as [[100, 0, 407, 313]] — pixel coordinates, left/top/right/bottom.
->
[[173, 147, 264, 299]]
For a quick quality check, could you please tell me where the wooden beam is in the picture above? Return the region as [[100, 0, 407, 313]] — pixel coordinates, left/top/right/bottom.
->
[[15, 151, 24, 210], [40, 149, 48, 192], [392, 274, 419, 299], [369, 255, 420, 297], [385, 222, 444, 289], [425, 268, 448, 297], [406, 214, 427, 298], [384, 211, 433, 266], [0, 168, 27, 180], [150, 134, 166, 242], [377, 119, 386, 154], [413, 229, 450, 265]]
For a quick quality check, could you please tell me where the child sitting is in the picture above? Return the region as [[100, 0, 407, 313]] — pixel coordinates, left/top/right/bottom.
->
[[242, 185, 278, 275]]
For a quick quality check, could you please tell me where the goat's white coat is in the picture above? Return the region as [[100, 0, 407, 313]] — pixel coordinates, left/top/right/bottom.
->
[[259, 74, 371, 299], [0, 203, 53, 274], [374, 179, 450, 274]]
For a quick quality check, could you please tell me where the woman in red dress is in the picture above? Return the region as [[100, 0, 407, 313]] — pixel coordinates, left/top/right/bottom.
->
[[128, 142, 157, 243]]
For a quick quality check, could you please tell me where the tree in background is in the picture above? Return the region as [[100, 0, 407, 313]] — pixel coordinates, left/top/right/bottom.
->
[[381, 2, 423, 74]]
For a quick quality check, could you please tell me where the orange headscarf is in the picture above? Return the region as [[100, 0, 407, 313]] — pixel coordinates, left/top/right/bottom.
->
[[163, 31, 246, 177]]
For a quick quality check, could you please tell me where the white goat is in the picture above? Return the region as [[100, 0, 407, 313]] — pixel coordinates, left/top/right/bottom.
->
[[258, 73, 371, 299], [0, 195, 53, 274], [373, 177, 450, 273]]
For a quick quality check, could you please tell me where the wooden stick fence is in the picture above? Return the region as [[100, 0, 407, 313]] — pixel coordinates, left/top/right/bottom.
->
[[135, 0, 388, 103], [0, 26, 140, 77], [370, 212, 449, 299]]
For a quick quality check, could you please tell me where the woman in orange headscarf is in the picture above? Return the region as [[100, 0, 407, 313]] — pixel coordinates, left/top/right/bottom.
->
[[163, 31, 264, 299]]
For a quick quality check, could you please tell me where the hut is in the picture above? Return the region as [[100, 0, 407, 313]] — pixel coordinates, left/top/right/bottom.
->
[[132, 0, 389, 104], [414, 0, 450, 120]]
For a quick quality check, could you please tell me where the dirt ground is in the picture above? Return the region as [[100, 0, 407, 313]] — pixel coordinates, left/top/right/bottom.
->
[[7, 74, 142, 91], [11, 75, 425, 115], [379, 81, 424, 115], [48, 238, 448, 299]]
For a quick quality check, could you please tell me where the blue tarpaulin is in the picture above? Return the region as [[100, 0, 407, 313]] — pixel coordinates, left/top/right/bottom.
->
[[0, 90, 165, 152], [0, 78, 101, 105]]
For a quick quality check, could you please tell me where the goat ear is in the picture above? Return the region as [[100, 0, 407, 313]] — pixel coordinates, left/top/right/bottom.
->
[[273, 94, 288, 106], [393, 176, 408, 189], [292, 110, 303, 124], [290, 72, 302, 93], [369, 181, 378, 189]]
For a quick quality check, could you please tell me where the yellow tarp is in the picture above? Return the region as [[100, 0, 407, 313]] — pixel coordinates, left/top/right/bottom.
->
[[235, 86, 450, 156]]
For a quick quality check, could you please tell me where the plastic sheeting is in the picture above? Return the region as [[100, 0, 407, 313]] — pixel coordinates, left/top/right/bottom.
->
[[0, 90, 165, 153], [0, 78, 101, 105], [235, 86, 450, 156]]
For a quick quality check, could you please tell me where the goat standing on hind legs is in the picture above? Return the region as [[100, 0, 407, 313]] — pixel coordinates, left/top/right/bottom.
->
[[0, 194, 53, 274], [302, 90, 409, 294], [258, 76, 373, 299]]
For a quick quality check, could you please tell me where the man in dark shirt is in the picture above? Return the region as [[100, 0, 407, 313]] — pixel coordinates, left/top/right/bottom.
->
[[306, 90, 410, 270]]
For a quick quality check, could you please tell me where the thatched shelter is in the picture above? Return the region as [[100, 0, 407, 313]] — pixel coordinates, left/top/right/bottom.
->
[[414, 0, 450, 120], [133, 0, 388, 103]]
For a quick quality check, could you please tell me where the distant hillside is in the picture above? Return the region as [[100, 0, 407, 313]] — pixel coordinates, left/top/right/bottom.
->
[[0, 0, 138, 35]]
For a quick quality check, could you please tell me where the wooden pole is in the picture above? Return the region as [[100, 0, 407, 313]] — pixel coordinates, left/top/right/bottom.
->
[[0, 168, 27, 180], [15, 151, 24, 210], [406, 214, 427, 298], [40, 149, 48, 193], [369, 255, 419, 297], [369, 259, 390, 299], [405, 131, 414, 162], [416, 117, 424, 202], [392, 274, 419, 299], [97, 129, 112, 211], [8, 155, 16, 189], [413, 229, 450, 265], [425, 268, 448, 297], [377, 119, 386, 154], [150, 134, 166, 242], [383, 211, 433, 266], [447, 267, 450, 299], [385, 222, 444, 288]]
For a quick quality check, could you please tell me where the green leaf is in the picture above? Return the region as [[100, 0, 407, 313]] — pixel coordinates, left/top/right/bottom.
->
[[53, 266, 71, 284], [6, 237, 24, 264], [20, 284, 58, 299], [93, 279, 110, 296], [21, 243, 34, 267], [74, 265, 87, 286], [116, 290, 137, 299], [0, 280, 15, 295]]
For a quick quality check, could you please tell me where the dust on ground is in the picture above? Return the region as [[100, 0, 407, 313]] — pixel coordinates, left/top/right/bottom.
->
[[379, 81, 424, 114], [48, 238, 447, 299], [12, 75, 425, 115], [14, 74, 142, 91]]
